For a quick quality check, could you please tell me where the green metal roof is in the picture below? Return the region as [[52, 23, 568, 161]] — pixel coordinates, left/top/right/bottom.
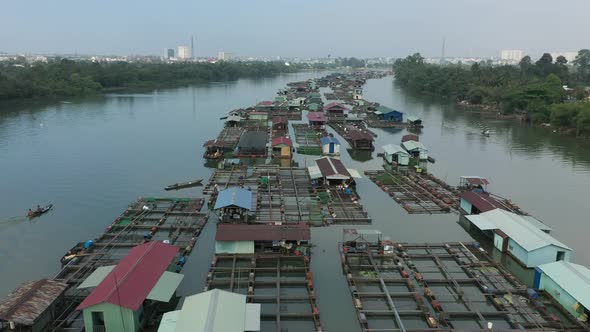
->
[[538, 261, 590, 309], [401, 140, 427, 152], [146, 271, 184, 302], [170, 289, 259, 332], [77, 265, 115, 289], [215, 240, 255, 254], [383, 144, 408, 156]]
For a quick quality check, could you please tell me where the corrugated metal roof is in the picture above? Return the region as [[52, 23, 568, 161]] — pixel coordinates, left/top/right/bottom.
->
[[237, 131, 267, 150], [174, 289, 257, 332], [320, 136, 340, 145], [315, 156, 351, 179], [347, 129, 374, 142], [146, 271, 185, 302], [405, 114, 421, 122], [245, 303, 261, 331], [215, 223, 311, 241], [76, 241, 179, 311], [213, 187, 253, 210], [77, 265, 115, 289], [401, 134, 419, 142], [460, 176, 490, 186], [225, 115, 243, 123], [271, 137, 292, 146], [538, 261, 590, 309], [0, 279, 68, 326], [307, 112, 327, 122], [402, 140, 427, 152], [157, 310, 180, 332], [461, 191, 503, 213], [347, 168, 362, 179], [307, 165, 322, 179], [383, 144, 408, 156], [215, 240, 255, 254], [465, 209, 570, 252]]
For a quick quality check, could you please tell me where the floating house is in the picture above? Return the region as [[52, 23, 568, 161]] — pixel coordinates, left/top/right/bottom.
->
[[288, 97, 306, 108], [214, 187, 255, 223], [405, 114, 423, 126], [274, 95, 287, 104], [76, 242, 184, 332], [464, 209, 571, 267], [534, 261, 590, 322], [272, 116, 288, 131], [236, 131, 267, 157], [401, 140, 428, 160], [307, 111, 327, 129], [157, 289, 261, 332], [215, 223, 311, 254], [382, 144, 410, 165], [271, 137, 293, 159], [352, 87, 363, 100], [255, 100, 274, 111], [0, 279, 68, 332], [320, 136, 341, 156], [248, 111, 268, 121], [375, 106, 403, 122], [459, 190, 512, 215], [459, 176, 490, 191], [347, 128, 374, 150], [324, 102, 348, 116], [309, 156, 360, 186], [225, 115, 243, 127]]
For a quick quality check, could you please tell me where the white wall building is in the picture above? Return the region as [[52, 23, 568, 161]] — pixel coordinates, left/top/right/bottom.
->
[[500, 50, 524, 63], [177, 45, 191, 60]]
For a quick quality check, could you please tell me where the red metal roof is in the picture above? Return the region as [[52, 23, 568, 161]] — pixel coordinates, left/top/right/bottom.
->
[[324, 102, 348, 112], [347, 128, 374, 142], [307, 112, 327, 122], [76, 241, 178, 311], [215, 224, 310, 241], [315, 157, 350, 178], [463, 177, 490, 186], [460, 191, 504, 213], [272, 137, 293, 146], [272, 116, 288, 124], [401, 134, 419, 142], [258, 101, 274, 106]]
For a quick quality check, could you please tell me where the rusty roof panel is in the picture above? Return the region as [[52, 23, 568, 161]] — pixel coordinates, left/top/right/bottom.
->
[[0, 278, 68, 326]]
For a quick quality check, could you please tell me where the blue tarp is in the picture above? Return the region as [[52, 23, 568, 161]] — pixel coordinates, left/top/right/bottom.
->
[[319, 136, 340, 145]]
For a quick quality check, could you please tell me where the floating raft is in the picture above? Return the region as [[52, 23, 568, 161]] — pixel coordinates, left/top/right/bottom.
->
[[205, 254, 323, 332], [365, 170, 459, 214], [293, 124, 323, 155], [339, 241, 587, 331]]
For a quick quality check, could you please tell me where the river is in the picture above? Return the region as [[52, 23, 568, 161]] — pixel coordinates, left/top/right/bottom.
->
[[0, 73, 588, 331]]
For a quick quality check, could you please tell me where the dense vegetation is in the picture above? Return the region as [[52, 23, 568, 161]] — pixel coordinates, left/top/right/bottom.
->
[[0, 59, 300, 100], [394, 50, 590, 136]]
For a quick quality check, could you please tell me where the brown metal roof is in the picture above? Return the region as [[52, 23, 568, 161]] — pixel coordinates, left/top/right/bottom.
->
[[203, 139, 228, 147], [347, 128, 374, 142], [315, 157, 351, 178], [215, 224, 311, 241], [460, 191, 504, 213], [0, 279, 68, 326], [401, 134, 419, 142]]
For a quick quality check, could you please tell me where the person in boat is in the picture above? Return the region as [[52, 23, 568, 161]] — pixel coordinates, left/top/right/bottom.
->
[[36, 205, 42, 213], [28, 208, 33, 217]]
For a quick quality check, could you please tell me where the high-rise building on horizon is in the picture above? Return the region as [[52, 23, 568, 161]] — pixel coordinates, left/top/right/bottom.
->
[[500, 49, 524, 63], [177, 45, 191, 60], [165, 48, 174, 59], [217, 51, 233, 61]]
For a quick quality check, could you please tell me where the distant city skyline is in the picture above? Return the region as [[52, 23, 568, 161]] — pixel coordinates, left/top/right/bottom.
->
[[1, 0, 589, 58]]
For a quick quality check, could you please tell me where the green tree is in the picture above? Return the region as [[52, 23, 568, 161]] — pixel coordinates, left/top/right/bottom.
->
[[573, 49, 590, 84]]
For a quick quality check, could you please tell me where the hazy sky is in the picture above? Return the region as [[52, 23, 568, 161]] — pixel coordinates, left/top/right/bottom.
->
[[2, 0, 589, 58]]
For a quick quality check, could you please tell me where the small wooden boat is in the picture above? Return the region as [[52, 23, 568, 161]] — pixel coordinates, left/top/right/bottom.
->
[[27, 204, 53, 218], [164, 179, 203, 191]]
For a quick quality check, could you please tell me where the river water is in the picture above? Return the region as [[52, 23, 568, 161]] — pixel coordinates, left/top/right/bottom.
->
[[0, 73, 588, 331]]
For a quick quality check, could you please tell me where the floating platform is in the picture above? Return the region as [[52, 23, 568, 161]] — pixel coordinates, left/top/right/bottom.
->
[[293, 124, 323, 155], [205, 254, 323, 332], [339, 237, 588, 331], [366, 170, 459, 214], [319, 188, 371, 224], [49, 197, 208, 331]]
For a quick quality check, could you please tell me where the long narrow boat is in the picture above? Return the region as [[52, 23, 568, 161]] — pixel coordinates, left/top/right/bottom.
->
[[27, 204, 53, 218], [164, 179, 203, 191]]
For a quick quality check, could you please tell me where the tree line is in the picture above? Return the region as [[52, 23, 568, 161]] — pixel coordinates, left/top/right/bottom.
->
[[0, 59, 300, 100], [393, 50, 590, 136]]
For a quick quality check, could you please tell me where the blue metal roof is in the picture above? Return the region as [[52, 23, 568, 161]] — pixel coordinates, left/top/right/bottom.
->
[[214, 188, 253, 210], [320, 136, 340, 145], [537, 261, 590, 309]]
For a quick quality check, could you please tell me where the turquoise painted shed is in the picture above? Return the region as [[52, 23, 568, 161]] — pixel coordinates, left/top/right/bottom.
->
[[382, 144, 409, 165], [534, 261, 589, 322]]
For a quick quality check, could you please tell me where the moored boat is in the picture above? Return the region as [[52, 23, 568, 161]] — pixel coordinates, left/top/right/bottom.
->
[[164, 179, 203, 191]]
